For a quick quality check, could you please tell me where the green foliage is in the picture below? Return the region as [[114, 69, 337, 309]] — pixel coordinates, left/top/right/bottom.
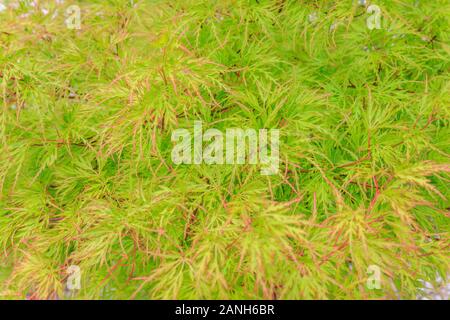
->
[[0, 0, 449, 299]]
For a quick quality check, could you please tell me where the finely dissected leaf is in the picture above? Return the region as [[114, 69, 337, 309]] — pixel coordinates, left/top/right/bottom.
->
[[0, 0, 448, 300]]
